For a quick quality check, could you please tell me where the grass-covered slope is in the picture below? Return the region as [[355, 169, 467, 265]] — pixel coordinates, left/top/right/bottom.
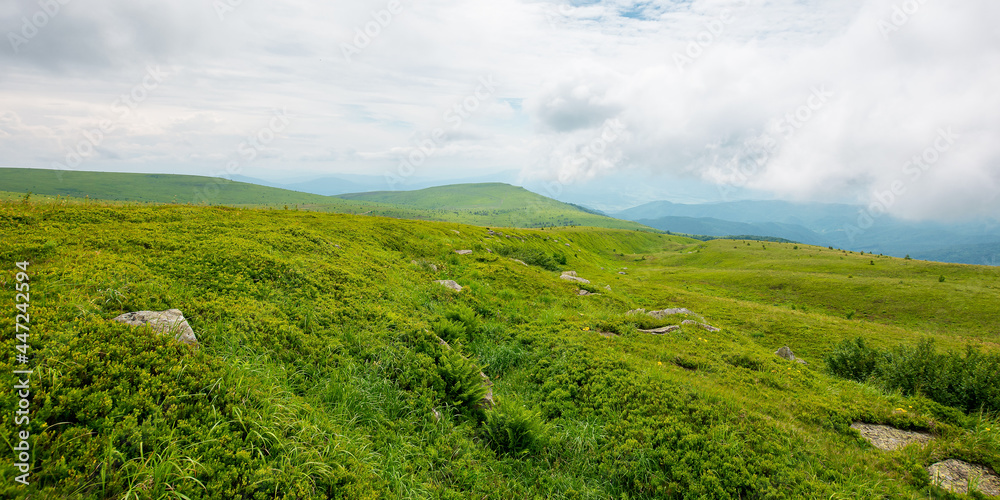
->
[[1, 200, 998, 499], [0, 169, 651, 231], [335, 183, 651, 230], [0, 167, 336, 206]]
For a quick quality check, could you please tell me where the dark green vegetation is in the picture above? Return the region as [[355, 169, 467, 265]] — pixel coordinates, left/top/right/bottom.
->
[[1, 199, 998, 499], [827, 338, 1000, 414]]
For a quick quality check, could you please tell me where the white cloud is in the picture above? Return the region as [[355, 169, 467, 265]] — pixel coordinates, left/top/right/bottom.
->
[[0, 0, 997, 219]]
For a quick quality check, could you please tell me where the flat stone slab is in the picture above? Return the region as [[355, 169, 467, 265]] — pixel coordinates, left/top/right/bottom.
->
[[928, 459, 1000, 496], [454, 249, 473, 255], [560, 271, 591, 284], [682, 319, 721, 332], [850, 422, 932, 451], [639, 325, 681, 335]]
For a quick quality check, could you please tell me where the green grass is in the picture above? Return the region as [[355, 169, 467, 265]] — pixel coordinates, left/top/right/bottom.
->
[[0, 199, 997, 498], [334, 183, 653, 230], [0, 169, 655, 231]]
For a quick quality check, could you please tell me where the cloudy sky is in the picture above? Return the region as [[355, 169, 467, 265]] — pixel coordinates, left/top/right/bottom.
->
[[1, 0, 998, 218]]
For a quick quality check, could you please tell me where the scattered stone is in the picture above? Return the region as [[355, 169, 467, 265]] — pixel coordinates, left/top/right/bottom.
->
[[411, 260, 439, 272], [604, 285, 612, 291], [486, 248, 493, 253], [113, 309, 198, 346], [578, 289, 599, 296], [598, 330, 617, 338], [650, 308, 696, 318], [927, 459, 1000, 496], [850, 422, 933, 451], [639, 325, 681, 335], [618, 271, 627, 275], [435, 280, 463, 292], [479, 373, 495, 409], [560, 271, 591, 284], [431, 408, 441, 421], [510, 259, 528, 266], [334, 244, 341, 249], [565, 243, 571, 247], [451, 230, 461, 235], [681, 320, 721, 333], [774, 346, 806, 364], [455, 249, 473, 255]]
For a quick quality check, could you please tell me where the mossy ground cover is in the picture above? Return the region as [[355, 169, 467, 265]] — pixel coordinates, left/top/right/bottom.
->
[[1, 200, 997, 498]]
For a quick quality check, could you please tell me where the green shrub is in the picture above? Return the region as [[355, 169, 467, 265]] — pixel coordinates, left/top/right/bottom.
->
[[722, 353, 766, 372], [493, 245, 560, 271], [482, 400, 550, 457], [826, 338, 1000, 413]]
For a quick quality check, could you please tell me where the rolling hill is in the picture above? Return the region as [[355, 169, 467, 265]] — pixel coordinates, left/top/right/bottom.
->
[[0, 167, 335, 206], [336, 182, 653, 229], [0, 168, 652, 231], [1, 198, 998, 498]]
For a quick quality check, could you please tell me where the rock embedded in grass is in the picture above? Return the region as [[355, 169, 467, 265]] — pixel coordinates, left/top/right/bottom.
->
[[435, 280, 463, 292], [113, 309, 198, 346], [639, 325, 681, 335], [774, 346, 806, 364], [682, 320, 722, 333], [927, 459, 1000, 496], [560, 271, 591, 284], [455, 249, 473, 255], [850, 422, 932, 451]]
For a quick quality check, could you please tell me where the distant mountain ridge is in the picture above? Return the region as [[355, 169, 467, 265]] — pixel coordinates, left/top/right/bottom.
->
[[614, 200, 1000, 265]]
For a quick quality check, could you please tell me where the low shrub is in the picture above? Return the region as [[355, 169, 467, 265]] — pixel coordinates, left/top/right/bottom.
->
[[826, 338, 1000, 413]]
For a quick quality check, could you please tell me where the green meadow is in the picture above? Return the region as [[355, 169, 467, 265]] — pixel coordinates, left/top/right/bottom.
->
[[0, 197, 998, 499]]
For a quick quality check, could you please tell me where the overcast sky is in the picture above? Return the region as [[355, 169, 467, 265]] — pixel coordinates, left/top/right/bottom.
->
[[1, 0, 998, 218]]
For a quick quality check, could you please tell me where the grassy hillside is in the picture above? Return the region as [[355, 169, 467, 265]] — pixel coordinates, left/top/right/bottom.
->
[[0, 169, 652, 231], [336, 183, 651, 230], [0, 167, 336, 206], [1, 199, 998, 499]]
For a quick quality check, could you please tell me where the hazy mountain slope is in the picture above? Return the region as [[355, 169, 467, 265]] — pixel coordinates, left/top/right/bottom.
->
[[616, 199, 1000, 265], [636, 216, 829, 245]]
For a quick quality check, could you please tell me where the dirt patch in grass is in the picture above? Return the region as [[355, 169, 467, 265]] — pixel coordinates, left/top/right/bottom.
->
[[927, 459, 1000, 496], [850, 422, 933, 451]]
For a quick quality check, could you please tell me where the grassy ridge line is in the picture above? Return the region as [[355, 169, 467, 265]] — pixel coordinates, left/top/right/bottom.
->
[[0, 167, 335, 205], [334, 183, 654, 230], [1, 201, 997, 498], [0, 169, 654, 230]]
